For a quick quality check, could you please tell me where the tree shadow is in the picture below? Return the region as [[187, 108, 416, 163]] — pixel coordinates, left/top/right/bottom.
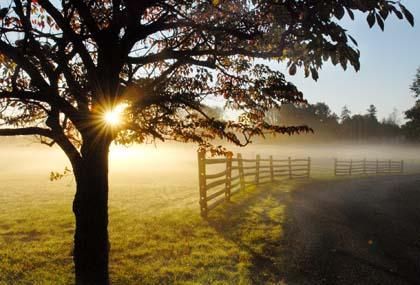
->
[[206, 180, 304, 284]]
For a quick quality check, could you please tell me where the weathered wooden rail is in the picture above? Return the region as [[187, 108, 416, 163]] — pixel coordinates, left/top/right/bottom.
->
[[198, 151, 310, 217], [334, 159, 404, 176]]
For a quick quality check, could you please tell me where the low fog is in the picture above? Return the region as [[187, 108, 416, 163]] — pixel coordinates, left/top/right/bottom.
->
[[1, 137, 420, 189]]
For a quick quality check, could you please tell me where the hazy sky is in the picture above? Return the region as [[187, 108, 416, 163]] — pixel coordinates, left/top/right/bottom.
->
[[282, 1, 420, 122]]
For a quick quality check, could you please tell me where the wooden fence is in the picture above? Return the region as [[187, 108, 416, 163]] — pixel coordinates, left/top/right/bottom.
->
[[334, 159, 404, 176], [198, 151, 311, 217]]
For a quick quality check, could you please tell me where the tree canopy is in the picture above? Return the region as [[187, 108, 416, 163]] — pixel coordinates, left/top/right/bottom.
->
[[0, 0, 414, 159]]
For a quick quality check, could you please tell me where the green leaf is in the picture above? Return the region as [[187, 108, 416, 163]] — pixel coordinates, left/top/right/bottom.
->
[[334, 5, 345, 20], [379, 7, 389, 20], [345, 47, 358, 63], [331, 52, 338, 65], [304, 67, 310, 78], [353, 61, 360, 72], [289, 63, 297, 76], [345, 7, 354, 20], [367, 12, 376, 28], [376, 14, 384, 31], [348, 35, 358, 46], [340, 57, 347, 70], [391, 6, 403, 20], [400, 4, 414, 26], [310, 68, 319, 81]]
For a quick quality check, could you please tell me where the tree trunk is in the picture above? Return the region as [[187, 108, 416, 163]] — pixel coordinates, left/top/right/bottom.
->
[[73, 141, 111, 285]]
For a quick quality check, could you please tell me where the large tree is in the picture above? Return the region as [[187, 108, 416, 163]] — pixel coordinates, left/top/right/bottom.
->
[[0, 0, 414, 284]]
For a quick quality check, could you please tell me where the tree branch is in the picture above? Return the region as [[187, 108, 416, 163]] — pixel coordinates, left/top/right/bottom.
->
[[128, 47, 284, 65], [71, 0, 101, 40], [0, 127, 53, 137], [0, 126, 82, 168], [37, 0, 97, 78], [0, 90, 49, 102], [13, 0, 58, 85], [0, 90, 81, 129], [0, 40, 50, 90]]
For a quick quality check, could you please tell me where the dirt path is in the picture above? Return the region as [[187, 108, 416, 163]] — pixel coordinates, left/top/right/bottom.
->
[[283, 175, 420, 285]]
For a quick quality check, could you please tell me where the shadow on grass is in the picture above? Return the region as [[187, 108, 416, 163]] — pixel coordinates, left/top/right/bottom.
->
[[206, 180, 307, 284]]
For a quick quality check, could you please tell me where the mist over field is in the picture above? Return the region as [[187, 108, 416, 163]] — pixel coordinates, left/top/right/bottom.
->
[[1, 138, 420, 188]]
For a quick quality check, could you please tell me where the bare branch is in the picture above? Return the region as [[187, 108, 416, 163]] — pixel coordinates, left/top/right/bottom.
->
[[0, 127, 53, 137]]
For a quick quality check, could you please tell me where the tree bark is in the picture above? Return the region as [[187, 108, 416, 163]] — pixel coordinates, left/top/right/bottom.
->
[[72, 140, 111, 285]]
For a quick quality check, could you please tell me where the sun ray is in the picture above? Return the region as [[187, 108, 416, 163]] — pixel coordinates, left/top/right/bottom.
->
[[103, 104, 127, 126]]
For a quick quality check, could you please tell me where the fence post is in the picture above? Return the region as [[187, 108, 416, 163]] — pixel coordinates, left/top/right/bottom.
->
[[288, 156, 292, 179], [401, 160, 404, 174], [225, 152, 232, 201], [255, 154, 260, 184], [334, 158, 337, 176], [349, 159, 353, 176], [237, 153, 245, 191], [269, 155, 274, 182], [197, 150, 207, 217], [388, 159, 391, 174], [307, 157, 311, 178], [363, 158, 366, 175], [376, 159, 379, 175]]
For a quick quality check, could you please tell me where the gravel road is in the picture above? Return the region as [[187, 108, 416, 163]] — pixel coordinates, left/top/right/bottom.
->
[[283, 175, 420, 285]]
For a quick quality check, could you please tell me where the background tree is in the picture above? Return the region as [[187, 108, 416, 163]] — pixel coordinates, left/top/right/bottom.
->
[[264, 102, 402, 142], [367, 104, 378, 120], [403, 67, 420, 141], [0, 0, 413, 284], [339, 105, 353, 137], [403, 101, 420, 141], [410, 66, 420, 97], [385, 108, 400, 126], [363, 104, 379, 138], [340, 105, 352, 122], [380, 109, 401, 141]]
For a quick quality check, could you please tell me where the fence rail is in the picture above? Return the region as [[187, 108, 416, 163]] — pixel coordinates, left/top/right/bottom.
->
[[334, 159, 404, 176], [198, 151, 310, 217]]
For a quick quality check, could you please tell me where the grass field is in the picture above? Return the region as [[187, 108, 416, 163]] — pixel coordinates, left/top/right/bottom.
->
[[1, 142, 420, 284], [0, 172, 312, 285]]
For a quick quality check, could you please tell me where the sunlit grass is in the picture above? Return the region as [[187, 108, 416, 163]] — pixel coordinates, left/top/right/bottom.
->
[[0, 176, 310, 284]]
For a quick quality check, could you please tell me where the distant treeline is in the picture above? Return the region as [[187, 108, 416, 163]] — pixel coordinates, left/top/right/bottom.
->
[[208, 103, 411, 143], [263, 103, 404, 142]]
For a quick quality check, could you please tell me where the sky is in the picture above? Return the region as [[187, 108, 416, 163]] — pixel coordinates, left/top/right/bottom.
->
[[281, 1, 420, 123], [0, 0, 418, 124]]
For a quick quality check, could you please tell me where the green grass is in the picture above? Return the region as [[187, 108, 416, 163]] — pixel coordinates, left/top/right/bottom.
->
[[0, 175, 314, 285], [2, 142, 419, 284]]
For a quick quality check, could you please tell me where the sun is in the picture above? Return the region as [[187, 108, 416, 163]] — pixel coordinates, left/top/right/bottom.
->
[[103, 104, 127, 126], [104, 110, 121, 126]]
